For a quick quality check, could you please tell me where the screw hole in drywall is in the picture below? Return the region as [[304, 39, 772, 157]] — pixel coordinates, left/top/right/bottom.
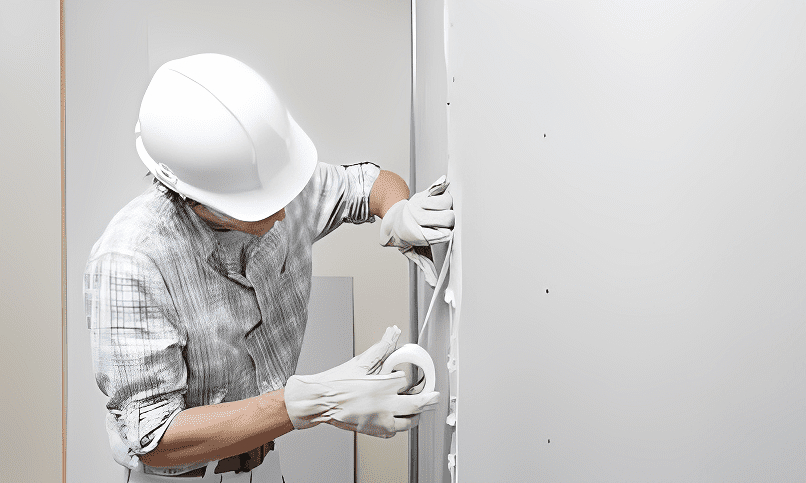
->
[[548, 439, 550, 443], [543, 133, 546, 137], [546, 289, 549, 294]]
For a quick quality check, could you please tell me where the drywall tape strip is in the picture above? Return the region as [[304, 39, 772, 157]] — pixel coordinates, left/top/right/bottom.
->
[[418, 235, 454, 342]]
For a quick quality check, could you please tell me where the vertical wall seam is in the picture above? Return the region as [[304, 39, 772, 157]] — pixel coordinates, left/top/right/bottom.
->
[[408, 1, 419, 483]]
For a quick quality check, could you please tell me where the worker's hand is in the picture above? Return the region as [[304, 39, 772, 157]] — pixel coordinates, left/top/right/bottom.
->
[[284, 326, 440, 438], [342, 325, 401, 376], [380, 176, 454, 286]]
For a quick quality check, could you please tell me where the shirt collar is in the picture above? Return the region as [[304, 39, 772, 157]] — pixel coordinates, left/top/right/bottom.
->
[[157, 186, 220, 261], [155, 183, 288, 268]]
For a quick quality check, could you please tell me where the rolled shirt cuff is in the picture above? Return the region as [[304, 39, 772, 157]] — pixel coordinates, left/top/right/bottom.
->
[[106, 397, 210, 476], [342, 162, 381, 224]]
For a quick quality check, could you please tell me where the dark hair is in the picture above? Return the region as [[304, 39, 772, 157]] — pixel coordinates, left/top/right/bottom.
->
[[146, 171, 201, 207]]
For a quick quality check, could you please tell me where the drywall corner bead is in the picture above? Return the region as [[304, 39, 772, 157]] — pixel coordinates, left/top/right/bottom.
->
[[447, 452, 456, 482]]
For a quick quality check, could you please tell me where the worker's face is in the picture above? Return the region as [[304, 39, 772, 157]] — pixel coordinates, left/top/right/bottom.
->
[[191, 202, 286, 237]]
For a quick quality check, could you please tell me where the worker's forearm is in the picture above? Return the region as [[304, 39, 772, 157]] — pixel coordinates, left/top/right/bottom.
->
[[140, 388, 295, 468], [369, 170, 410, 218]]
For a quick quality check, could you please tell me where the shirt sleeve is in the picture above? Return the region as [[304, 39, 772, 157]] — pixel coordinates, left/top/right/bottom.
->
[[84, 250, 188, 471], [302, 162, 381, 241]]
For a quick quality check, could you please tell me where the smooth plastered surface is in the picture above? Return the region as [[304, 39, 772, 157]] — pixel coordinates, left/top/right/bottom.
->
[[0, 1, 63, 482], [412, 1, 458, 481], [449, 1, 805, 481]]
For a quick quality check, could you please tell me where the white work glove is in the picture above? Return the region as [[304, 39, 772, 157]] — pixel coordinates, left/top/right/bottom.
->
[[380, 176, 454, 286], [284, 326, 439, 438]]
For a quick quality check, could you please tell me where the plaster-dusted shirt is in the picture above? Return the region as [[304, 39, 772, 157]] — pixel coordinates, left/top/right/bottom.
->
[[84, 162, 379, 475]]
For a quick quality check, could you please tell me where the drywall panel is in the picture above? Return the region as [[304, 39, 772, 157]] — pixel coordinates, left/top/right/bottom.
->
[[279, 277, 354, 483], [447, 0, 806, 481], [414, 0, 450, 189], [412, 1, 458, 482], [64, 2, 411, 481]]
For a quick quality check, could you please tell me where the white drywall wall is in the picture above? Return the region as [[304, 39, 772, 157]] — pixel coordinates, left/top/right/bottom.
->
[[412, 1, 455, 482], [64, 1, 411, 481], [0, 1, 62, 482], [445, 0, 805, 480]]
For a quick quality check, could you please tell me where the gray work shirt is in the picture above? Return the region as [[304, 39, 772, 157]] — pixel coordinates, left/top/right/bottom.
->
[[83, 162, 380, 475]]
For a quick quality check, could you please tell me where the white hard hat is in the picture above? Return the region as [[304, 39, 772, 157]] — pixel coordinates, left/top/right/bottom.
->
[[135, 53, 317, 221]]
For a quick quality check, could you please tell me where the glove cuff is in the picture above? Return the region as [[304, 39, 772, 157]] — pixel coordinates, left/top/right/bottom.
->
[[284, 375, 329, 430], [379, 199, 410, 248]]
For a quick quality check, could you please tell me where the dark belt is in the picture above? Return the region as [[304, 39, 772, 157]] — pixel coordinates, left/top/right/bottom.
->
[[175, 441, 275, 478]]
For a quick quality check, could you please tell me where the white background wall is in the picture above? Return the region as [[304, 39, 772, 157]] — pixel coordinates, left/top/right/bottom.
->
[[448, 0, 805, 480], [0, 1, 62, 482]]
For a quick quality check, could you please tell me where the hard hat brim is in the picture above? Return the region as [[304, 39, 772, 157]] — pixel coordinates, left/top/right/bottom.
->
[[137, 114, 317, 222]]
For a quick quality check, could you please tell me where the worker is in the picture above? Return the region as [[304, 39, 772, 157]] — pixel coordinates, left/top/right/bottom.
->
[[83, 53, 453, 482]]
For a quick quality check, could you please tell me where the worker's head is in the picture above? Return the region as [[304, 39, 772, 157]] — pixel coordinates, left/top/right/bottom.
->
[[135, 53, 317, 222]]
